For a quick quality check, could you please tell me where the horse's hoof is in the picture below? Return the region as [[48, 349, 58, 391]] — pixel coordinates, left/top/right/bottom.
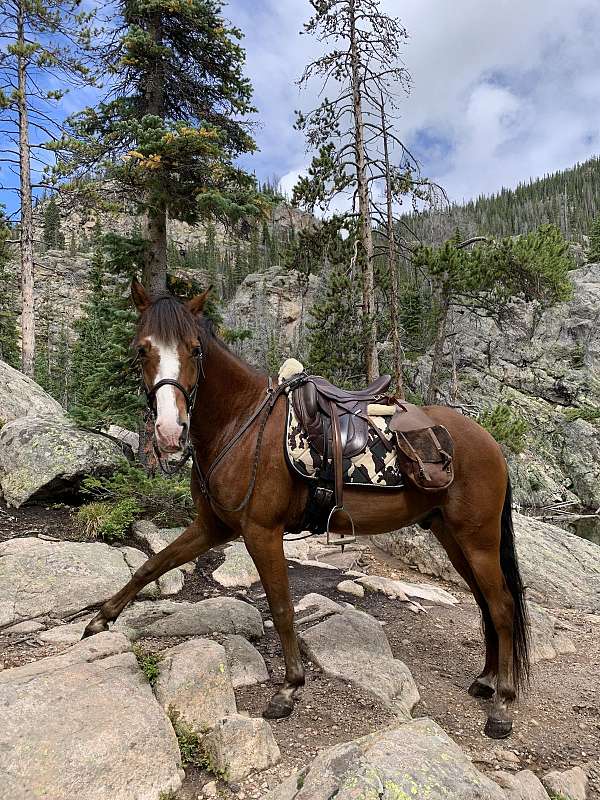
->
[[81, 619, 108, 639], [263, 696, 294, 720], [468, 679, 495, 699], [484, 715, 513, 739]]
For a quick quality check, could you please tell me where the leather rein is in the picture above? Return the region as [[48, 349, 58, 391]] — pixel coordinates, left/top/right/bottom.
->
[[142, 347, 288, 514]]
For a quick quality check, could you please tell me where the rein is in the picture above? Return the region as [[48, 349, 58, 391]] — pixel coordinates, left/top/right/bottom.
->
[[143, 347, 288, 514]]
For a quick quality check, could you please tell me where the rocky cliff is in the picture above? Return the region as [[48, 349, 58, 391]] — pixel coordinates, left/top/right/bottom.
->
[[4, 203, 600, 516]]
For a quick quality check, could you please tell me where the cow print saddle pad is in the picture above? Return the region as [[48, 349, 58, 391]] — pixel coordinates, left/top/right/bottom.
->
[[285, 399, 404, 490]]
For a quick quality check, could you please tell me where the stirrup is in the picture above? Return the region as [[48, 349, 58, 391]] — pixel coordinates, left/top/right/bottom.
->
[[326, 505, 356, 550]]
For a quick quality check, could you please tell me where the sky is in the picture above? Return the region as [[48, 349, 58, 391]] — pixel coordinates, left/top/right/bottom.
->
[[228, 0, 600, 206], [2, 0, 600, 215]]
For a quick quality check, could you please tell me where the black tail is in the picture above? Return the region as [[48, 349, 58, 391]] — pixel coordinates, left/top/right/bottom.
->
[[500, 475, 530, 690]]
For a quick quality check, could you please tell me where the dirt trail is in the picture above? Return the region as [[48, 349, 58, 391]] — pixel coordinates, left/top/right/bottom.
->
[[1, 502, 598, 799]]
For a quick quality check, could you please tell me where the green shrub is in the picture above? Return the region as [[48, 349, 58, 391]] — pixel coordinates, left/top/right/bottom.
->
[[563, 404, 600, 424], [77, 461, 194, 539], [77, 498, 141, 541], [133, 645, 162, 686], [478, 404, 529, 454], [168, 710, 207, 769]]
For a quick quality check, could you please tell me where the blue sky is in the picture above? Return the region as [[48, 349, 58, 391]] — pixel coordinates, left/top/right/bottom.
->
[[2, 0, 600, 216]]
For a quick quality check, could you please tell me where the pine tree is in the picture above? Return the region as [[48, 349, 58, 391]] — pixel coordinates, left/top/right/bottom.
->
[[0, 0, 97, 376], [0, 211, 19, 367], [587, 215, 600, 263], [248, 221, 261, 273], [42, 197, 64, 250], [415, 225, 574, 402], [294, 0, 437, 381], [55, 0, 264, 296], [71, 249, 140, 429], [307, 267, 364, 388]]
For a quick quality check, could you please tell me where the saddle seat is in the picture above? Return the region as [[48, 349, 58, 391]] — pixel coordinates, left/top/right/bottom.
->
[[292, 374, 393, 463]]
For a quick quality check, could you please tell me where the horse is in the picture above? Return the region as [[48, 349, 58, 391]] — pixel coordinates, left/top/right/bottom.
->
[[82, 280, 530, 740]]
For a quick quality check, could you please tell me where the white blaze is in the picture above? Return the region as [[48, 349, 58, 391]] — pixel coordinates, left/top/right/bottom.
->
[[151, 337, 182, 436]]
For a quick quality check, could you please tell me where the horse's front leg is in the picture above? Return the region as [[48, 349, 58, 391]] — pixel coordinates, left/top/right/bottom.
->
[[244, 524, 305, 719], [83, 515, 232, 638]]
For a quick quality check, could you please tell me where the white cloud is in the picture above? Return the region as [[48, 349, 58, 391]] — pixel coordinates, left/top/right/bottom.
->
[[230, 0, 600, 204]]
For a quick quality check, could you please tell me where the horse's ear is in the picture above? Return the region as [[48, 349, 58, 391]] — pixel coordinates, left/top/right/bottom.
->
[[131, 278, 150, 313], [186, 286, 212, 316]]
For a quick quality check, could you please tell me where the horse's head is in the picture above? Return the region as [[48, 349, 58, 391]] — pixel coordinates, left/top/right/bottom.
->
[[131, 279, 211, 454]]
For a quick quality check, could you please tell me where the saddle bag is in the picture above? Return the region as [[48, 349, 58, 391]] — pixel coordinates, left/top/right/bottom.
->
[[389, 403, 454, 492]]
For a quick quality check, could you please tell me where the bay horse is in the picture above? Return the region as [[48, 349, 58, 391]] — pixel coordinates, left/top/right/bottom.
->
[[83, 281, 530, 740]]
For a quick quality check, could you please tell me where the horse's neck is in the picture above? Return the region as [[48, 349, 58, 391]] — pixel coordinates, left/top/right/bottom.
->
[[190, 337, 267, 462]]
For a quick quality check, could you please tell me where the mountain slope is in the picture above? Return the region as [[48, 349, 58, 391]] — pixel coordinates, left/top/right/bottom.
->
[[402, 155, 600, 246]]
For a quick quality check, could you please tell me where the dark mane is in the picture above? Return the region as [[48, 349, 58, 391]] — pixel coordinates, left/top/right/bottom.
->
[[138, 292, 255, 370], [139, 294, 200, 344]]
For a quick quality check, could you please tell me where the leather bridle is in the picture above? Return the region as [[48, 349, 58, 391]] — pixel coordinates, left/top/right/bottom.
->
[[143, 348, 204, 475], [141, 342, 290, 513]]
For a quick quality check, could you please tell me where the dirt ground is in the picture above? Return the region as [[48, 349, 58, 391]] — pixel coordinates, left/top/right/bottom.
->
[[1, 501, 599, 799]]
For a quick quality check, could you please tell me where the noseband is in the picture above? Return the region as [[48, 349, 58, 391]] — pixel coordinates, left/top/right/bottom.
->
[[143, 348, 204, 474]]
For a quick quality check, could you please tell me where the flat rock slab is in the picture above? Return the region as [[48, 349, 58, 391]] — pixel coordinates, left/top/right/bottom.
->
[[336, 580, 365, 598], [203, 714, 281, 782], [294, 593, 346, 627], [212, 542, 260, 588], [154, 638, 237, 731], [357, 574, 458, 606], [528, 603, 576, 664], [299, 607, 419, 718], [0, 632, 183, 800], [115, 597, 264, 640], [0, 415, 123, 507], [0, 537, 151, 629], [264, 717, 506, 800], [542, 766, 588, 800], [133, 520, 195, 574], [494, 769, 550, 800], [224, 634, 269, 688], [373, 513, 600, 611]]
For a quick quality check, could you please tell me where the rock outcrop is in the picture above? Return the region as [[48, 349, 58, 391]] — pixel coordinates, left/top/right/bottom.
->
[[222, 266, 320, 368], [373, 512, 600, 611], [0, 358, 65, 424], [264, 717, 506, 800], [114, 597, 264, 640], [0, 415, 123, 506], [410, 263, 600, 509], [154, 638, 237, 730], [0, 632, 183, 800], [0, 537, 158, 629], [299, 606, 419, 719]]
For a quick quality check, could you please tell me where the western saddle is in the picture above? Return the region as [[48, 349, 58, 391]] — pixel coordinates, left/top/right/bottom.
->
[[286, 367, 454, 544]]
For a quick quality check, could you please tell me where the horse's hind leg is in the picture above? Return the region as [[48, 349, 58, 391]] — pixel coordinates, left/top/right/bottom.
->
[[243, 524, 305, 719], [453, 521, 523, 739], [431, 520, 498, 699], [82, 516, 231, 638]]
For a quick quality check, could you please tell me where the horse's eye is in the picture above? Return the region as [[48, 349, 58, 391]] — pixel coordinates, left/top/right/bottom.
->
[[191, 346, 202, 358], [137, 345, 147, 358]]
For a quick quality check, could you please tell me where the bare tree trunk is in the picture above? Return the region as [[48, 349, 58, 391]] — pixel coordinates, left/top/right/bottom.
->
[[142, 11, 167, 297], [427, 287, 450, 404], [349, 0, 379, 382], [17, 0, 35, 377], [380, 97, 403, 397]]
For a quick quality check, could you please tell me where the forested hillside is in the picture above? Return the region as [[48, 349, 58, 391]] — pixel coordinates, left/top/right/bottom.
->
[[402, 156, 600, 245]]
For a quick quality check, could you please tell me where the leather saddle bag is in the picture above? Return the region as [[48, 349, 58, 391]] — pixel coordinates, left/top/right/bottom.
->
[[389, 402, 454, 492]]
